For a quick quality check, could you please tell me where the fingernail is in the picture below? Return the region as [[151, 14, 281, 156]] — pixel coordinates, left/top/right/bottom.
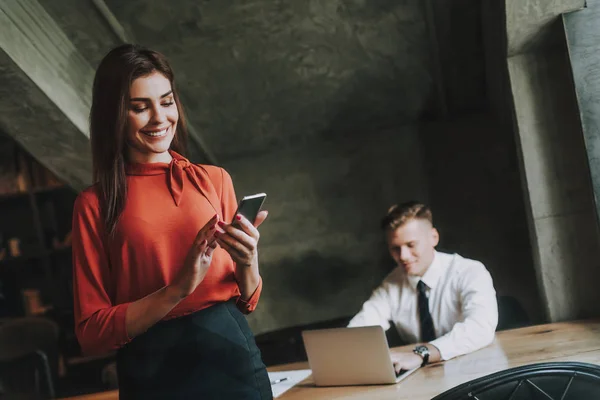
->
[[214, 230, 221, 236], [236, 215, 242, 221], [217, 221, 225, 227]]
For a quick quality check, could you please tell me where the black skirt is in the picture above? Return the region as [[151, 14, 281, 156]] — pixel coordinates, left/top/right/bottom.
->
[[116, 300, 273, 400]]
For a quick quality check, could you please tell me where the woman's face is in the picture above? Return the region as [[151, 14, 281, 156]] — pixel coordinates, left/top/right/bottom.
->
[[126, 71, 178, 163]]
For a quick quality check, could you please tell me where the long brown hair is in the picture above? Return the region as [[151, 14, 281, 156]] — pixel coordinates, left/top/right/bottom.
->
[[90, 44, 189, 235]]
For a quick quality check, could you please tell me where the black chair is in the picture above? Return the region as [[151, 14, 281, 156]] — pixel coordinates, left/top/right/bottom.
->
[[432, 362, 600, 400], [0, 349, 55, 399], [0, 317, 59, 399], [254, 316, 352, 366], [497, 295, 530, 331], [384, 322, 407, 348]]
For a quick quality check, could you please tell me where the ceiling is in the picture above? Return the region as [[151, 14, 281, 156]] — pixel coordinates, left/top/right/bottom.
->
[[1, 0, 489, 188]]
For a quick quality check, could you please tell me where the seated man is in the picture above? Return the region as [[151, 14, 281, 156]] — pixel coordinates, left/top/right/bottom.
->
[[348, 201, 498, 372]]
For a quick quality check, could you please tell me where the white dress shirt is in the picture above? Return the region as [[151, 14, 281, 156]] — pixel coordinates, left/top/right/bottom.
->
[[348, 251, 498, 360]]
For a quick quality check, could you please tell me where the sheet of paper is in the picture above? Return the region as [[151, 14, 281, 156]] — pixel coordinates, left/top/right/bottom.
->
[[268, 369, 312, 398]]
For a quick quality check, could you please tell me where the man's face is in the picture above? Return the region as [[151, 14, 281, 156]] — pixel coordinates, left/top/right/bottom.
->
[[385, 218, 439, 276]]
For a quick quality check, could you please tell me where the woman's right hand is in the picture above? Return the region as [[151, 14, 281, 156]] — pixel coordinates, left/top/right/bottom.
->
[[170, 214, 219, 299]]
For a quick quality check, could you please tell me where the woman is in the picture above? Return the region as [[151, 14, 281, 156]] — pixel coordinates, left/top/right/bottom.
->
[[72, 44, 272, 399]]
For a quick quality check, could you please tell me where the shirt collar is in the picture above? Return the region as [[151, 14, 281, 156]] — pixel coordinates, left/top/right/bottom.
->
[[125, 150, 221, 213], [407, 251, 444, 290]]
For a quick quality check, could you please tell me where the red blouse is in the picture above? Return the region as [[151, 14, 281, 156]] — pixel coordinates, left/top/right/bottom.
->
[[71, 151, 262, 355]]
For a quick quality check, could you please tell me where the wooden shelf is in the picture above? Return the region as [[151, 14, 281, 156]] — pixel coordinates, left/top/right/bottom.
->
[[0, 190, 30, 202], [0, 252, 46, 266], [0, 247, 71, 266], [33, 185, 67, 193], [0, 185, 69, 200], [0, 135, 83, 389], [66, 352, 116, 367], [33, 185, 72, 197]]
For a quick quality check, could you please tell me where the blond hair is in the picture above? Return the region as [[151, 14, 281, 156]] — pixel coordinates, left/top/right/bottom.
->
[[380, 201, 433, 231]]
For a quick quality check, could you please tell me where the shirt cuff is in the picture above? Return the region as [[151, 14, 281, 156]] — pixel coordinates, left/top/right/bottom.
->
[[429, 335, 456, 361], [236, 277, 263, 314], [114, 302, 133, 347]]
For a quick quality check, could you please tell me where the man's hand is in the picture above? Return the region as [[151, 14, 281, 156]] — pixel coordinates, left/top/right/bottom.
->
[[390, 351, 423, 374], [390, 344, 441, 374]]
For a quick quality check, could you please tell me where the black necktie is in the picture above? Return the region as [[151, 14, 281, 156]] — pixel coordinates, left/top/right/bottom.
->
[[417, 280, 436, 342]]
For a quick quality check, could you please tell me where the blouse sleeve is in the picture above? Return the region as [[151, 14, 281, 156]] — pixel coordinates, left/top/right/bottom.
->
[[72, 190, 132, 355], [219, 168, 263, 314]]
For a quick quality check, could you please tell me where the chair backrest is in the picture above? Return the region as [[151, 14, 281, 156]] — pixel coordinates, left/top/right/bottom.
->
[[0, 349, 55, 399], [0, 317, 60, 398], [496, 295, 530, 331], [0, 316, 59, 364], [254, 316, 352, 366], [432, 361, 600, 400]]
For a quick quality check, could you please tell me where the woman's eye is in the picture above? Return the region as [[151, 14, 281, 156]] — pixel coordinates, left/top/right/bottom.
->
[[162, 101, 174, 107], [132, 107, 147, 113]]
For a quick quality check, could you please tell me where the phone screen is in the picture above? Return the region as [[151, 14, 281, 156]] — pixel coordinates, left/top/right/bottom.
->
[[232, 193, 267, 225]]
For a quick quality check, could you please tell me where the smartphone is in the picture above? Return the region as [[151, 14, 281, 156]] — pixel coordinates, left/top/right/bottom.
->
[[232, 193, 267, 225]]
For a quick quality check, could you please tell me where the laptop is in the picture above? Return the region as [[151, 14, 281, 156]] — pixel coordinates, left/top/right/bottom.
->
[[301, 325, 419, 386]]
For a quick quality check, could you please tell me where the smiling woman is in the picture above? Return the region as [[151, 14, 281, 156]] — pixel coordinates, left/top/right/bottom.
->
[[88, 45, 190, 236], [127, 74, 178, 163], [73, 44, 272, 399]]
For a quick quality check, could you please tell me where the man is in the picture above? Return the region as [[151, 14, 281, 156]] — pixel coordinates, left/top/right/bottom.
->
[[348, 201, 498, 372]]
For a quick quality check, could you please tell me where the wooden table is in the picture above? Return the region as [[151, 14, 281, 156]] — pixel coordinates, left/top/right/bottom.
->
[[61, 319, 600, 400]]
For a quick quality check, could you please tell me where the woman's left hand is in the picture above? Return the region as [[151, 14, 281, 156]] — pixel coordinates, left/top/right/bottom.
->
[[215, 211, 268, 296]]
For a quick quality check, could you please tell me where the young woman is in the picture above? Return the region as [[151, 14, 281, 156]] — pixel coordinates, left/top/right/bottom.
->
[[72, 44, 272, 399]]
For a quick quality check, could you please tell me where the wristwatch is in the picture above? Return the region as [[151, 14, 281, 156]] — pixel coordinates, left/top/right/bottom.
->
[[413, 345, 430, 367]]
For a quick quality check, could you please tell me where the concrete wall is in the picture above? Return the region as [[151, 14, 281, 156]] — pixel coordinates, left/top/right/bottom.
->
[[104, 0, 435, 159], [1, 0, 548, 333], [101, 0, 444, 333], [506, 30, 600, 322], [421, 113, 543, 324], [225, 127, 429, 333], [478, 0, 600, 324], [228, 112, 543, 334], [99, 0, 543, 331], [565, 0, 600, 227]]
